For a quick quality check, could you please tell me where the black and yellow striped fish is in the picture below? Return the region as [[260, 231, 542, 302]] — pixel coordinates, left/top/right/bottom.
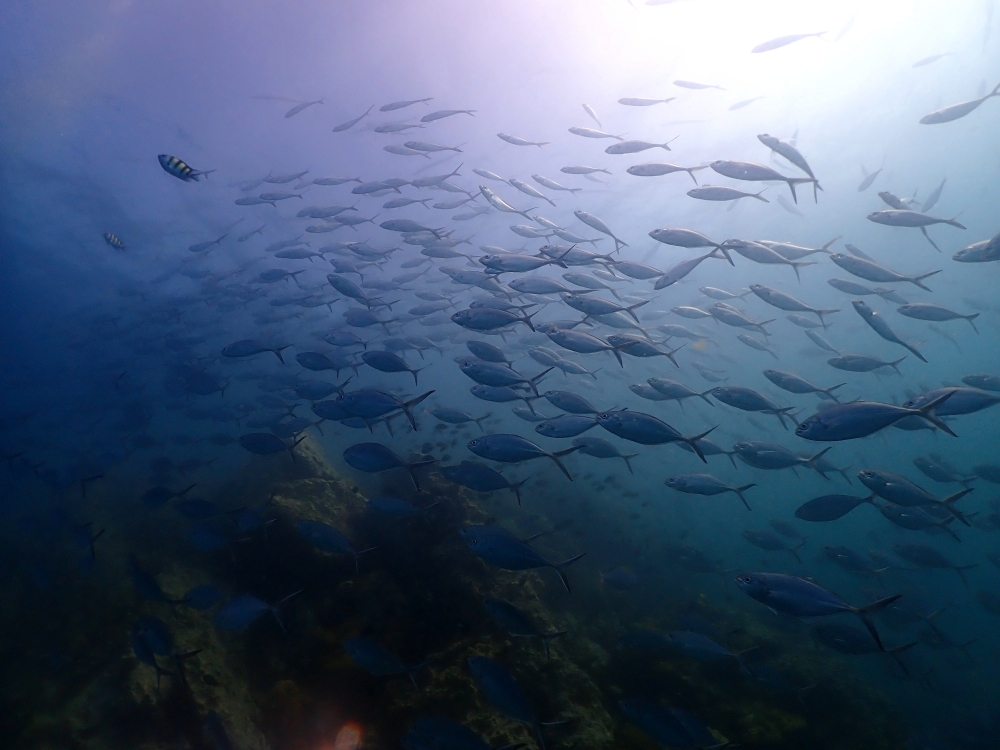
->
[[103, 232, 126, 251], [157, 154, 215, 182]]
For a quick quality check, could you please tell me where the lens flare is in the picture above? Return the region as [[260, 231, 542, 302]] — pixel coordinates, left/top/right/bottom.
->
[[333, 722, 362, 750]]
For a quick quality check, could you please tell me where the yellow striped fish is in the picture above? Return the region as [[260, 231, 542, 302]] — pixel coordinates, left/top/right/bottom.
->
[[157, 154, 215, 182], [103, 232, 126, 251]]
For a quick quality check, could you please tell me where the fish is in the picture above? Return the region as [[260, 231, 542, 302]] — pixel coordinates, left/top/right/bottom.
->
[[430, 408, 490, 432], [498, 133, 549, 148], [103, 231, 125, 251], [654, 250, 727, 289], [331, 105, 374, 132], [440, 461, 527, 505], [751, 32, 827, 53], [158, 154, 214, 182], [852, 300, 927, 363], [606, 139, 678, 155], [763, 369, 844, 401], [856, 159, 885, 191], [560, 165, 611, 175], [568, 126, 623, 140], [736, 572, 899, 650], [891, 543, 977, 585], [730, 96, 766, 110], [733, 441, 832, 476], [674, 80, 725, 90], [688, 185, 769, 203], [421, 109, 476, 122], [857, 469, 971, 524], [743, 528, 807, 561], [467, 434, 578, 480], [484, 597, 567, 659], [619, 699, 718, 750], [297, 520, 377, 570], [830, 254, 940, 291], [665, 473, 755, 510], [238, 433, 306, 460], [709, 386, 797, 428], [626, 162, 706, 183], [897, 303, 979, 332], [903, 386, 1000, 416], [214, 591, 301, 631], [359, 350, 423, 384], [921, 177, 947, 212], [596, 410, 713, 461], [380, 97, 433, 111], [750, 284, 838, 323], [618, 97, 676, 106], [343, 637, 428, 689], [343, 442, 437, 490], [795, 392, 956, 441], [462, 527, 586, 593], [920, 81, 1000, 124], [827, 354, 905, 375], [795, 494, 874, 522], [573, 210, 627, 251], [710, 160, 818, 203]]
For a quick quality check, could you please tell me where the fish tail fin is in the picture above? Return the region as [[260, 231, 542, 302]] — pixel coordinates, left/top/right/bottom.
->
[[945, 212, 966, 229], [824, 383, 847, 403], [683, 425, 718, 463], [665, 343, 686, 368], [272, 344, 291, 363], [406, 458, 438, 491], [285, 435, 307, 463], [887, 641, 918, 675], [965, 313, 980, 333], [698, 389, 715, 405], [735, 484, 756, 510], [726, 450, 738, 469], [753, 188, 770, 203], [553, 551, 587, 592], [806, 446, 833, 476], [550, 446, 580, 480], [402, 390, 436, 430], [854, 594, 902, 651], [511, 476, 530, 506], [954, 563, 978, 585], [623, 453, 638, 474], [688, 166, 707, 185], [914, 390, 958, 436], [406, 660, 432, 690], [541, 630, 569, 661], [626, 299, 649, 323], [269, 589, 305, 632], [816, 309, 840, 326], [889, 356, 906, 375], [524, 395, 541, 415], [528, 367, 554, 395], [790, 538, 808, 563], [821, 235, 841, 252], [919, 226, 941, 252], [942, 487, 974, 526], [790, 260, 816, 282], [179, 483, 197, 497], [474, 413, 492, 433], [353, 546, 379, 573], [911, 269, 942, 291], [904, 341, 928, 363]]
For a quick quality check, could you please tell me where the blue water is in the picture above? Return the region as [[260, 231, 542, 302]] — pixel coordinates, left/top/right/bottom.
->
[[2, 1, 999, 748]]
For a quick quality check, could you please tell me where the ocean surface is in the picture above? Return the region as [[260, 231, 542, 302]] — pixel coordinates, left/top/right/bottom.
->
[[1, 1, 999, 748]]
